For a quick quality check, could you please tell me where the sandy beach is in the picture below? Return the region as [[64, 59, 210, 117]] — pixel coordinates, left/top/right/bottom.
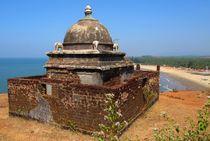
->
[[140, 65, 210, 91]]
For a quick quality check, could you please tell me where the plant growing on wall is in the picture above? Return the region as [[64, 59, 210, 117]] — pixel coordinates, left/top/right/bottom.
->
[[67, 120, 77, 131], [142, 78, 158, 106], [94, 93, 128, 141]]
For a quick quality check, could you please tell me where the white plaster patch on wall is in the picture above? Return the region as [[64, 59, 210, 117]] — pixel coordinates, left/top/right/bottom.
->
[[29, 97, 53, 122]]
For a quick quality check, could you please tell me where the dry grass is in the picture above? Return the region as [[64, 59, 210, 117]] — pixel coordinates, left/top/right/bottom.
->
[[0, 91, 208, 141]]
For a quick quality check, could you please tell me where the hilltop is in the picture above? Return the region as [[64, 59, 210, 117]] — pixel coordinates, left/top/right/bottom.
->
[[0, 91, 208, 141]]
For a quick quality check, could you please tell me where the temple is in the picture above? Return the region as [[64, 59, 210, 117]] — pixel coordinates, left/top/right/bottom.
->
[[8, 5, 159, 134], [45, 5, 134, 85]]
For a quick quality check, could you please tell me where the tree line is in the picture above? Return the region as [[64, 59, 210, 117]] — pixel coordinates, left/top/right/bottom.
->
[[130, 56, 210, 69]]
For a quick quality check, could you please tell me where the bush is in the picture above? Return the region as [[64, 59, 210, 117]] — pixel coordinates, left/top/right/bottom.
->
[[94, 93, 128, 141], [153, 100, 210, 141]]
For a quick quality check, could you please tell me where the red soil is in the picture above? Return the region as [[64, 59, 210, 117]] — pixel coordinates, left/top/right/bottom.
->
[[0, 91, 209, 141]]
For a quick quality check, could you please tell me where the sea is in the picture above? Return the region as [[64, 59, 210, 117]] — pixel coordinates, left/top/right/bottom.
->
[[0, 58, 46, 93], [0, 58, 202, 93]]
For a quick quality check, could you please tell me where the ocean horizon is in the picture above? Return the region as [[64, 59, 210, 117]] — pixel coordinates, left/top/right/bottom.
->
[[0, 58, 47, 92], [0, 58, 202, 93]]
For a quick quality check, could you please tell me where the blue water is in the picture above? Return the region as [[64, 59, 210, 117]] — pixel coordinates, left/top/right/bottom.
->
[[0, 58, 46, 92], [160, 73, 194, 92], [0, 58, 202, 93]]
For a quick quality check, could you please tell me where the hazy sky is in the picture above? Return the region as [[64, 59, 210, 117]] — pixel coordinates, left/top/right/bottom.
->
[[0, 0, 210, 58]]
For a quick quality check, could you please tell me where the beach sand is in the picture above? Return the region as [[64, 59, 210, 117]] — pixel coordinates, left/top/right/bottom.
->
[[0, 91, 209, 141], [140, 65, 210, 91]]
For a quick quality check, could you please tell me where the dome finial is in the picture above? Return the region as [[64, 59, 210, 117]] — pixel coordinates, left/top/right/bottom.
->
[[85, 5, 92, 16]]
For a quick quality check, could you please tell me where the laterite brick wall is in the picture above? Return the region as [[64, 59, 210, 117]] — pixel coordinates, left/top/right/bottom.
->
[[8, 71, 159, 133]]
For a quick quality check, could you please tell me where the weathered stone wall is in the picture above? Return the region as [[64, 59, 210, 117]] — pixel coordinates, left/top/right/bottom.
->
[[8, 71, 159, 134], [46, 53, 126, 66], [77, 72, 103, 85], [63, 44, 113, 51], [114, 71, 159, 125], [45, 84, 110, 132], [8, 79, 39, 116], [8, 76, 110, 133], [47, 68, 80, 82], [102, 66, 134, 83], [47, 64, 134, 86]]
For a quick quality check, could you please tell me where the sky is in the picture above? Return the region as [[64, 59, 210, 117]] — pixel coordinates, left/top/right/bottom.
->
[[0, 0, 210, 58]]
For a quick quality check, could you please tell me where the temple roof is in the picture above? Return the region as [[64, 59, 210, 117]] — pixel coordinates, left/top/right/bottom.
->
[[63, 5, 113, 49]]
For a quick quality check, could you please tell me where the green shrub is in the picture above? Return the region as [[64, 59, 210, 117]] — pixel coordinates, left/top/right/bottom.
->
[[94, 93, 128, 141], [67, 120, 77, 131], [153, 100, 210, 141]]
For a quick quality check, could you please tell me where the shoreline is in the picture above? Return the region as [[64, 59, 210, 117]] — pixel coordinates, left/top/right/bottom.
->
[[140, 65, 210, 91], [162, 72, 210, 91], [1, 65, 210, 93]]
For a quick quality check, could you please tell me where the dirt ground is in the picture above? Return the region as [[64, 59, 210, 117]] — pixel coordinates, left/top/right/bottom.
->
[[0, 91, 209, 141]]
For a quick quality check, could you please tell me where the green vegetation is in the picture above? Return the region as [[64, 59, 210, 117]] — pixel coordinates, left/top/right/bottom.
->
[[67, 120, 77, 131], [94, 93, 128, 141], [130, 56, 210, 69], [95, 95, 209, 141], [153, 99, 210, 141]]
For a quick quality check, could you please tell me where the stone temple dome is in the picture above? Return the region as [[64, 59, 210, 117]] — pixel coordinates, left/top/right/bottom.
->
[[8, 4, 159, 136], [63, 5, 113, 50]]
